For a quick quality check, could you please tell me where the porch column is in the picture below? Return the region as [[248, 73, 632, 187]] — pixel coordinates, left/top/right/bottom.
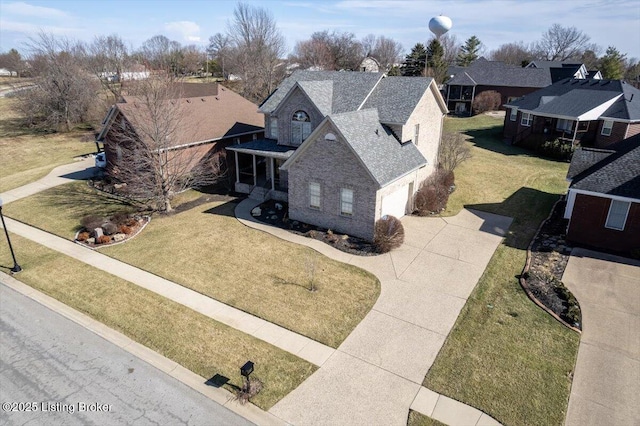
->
[[571, 121, 579, 145], [234, 151, 239, 183], [252, 154, 257, 186], [270, 157, 275, 191]]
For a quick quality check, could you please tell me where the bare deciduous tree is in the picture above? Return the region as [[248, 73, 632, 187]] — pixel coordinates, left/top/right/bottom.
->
[[292, 30, 364, 71], [534, 24, 592, 61], [227, 2, 286, 102], [440, 33, 460, 66], [489, 41, 534, 66], [207, 33, 231, 78], [85, 34, 132, 101], [0, 48, 25, 77], [109, 77, 227, 212], [292, 38, 334, 70], [370, 36, 403, 71], [438, 132, 472, 172], [17, 32, 98, 132]]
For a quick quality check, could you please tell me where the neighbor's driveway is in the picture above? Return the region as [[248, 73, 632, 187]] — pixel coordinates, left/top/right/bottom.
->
[[562, 248, 640, 426]]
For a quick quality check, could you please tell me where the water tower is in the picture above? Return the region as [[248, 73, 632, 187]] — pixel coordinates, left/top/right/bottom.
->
[[429, 15, 452, 38]]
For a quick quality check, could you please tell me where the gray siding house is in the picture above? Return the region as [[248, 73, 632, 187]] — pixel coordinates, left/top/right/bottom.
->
[[227, 70, 447, 241]]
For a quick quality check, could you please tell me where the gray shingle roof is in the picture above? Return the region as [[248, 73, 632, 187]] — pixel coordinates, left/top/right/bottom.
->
[[507, 79, 640, 121], [532, 89, 620, 118], [567, 147, 615, 180], [226, 139, 295, 160], [447, 57, 551, 88], [259, 70, 384, 114], [362, 77, 433, 124], [297, 80, 333, 116], [526, 61, 582, 69], [570, 134, 640, 199], [329, 109, 427, 187]]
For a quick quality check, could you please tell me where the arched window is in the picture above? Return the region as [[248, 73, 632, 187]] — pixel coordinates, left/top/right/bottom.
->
[[291, 110, 311, 145]]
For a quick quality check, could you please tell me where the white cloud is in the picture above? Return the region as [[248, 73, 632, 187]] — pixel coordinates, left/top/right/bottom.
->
[[0, 19, 81, 36], [164, 21, 202, 43], [0, 1, 68, 19]]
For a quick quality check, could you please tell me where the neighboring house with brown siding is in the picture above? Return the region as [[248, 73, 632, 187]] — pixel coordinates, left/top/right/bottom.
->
[[97, 83, 264, 181], [226, 70, 447, 241], [503, 78, 640, 148], [564, 135, 640, 254]]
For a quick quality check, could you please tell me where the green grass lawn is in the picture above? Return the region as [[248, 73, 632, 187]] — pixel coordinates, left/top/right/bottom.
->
[[423, 115, 580, 426], [0, 97, 95, 192], [0, 234, 316, 410], [4, 184, 380, 348], [407, 411, 447, 426]]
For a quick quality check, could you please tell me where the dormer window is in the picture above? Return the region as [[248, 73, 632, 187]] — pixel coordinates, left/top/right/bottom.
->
[[291, 110, 311, 145]]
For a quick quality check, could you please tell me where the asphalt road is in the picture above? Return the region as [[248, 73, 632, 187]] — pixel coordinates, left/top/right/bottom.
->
[[0, 284, 254, 426]]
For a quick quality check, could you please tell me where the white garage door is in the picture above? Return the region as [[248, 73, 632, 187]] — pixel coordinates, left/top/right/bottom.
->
[[381, 185, 409, 218]]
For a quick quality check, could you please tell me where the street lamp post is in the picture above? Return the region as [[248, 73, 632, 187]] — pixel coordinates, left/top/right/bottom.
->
[[0, 197, 22, 273]]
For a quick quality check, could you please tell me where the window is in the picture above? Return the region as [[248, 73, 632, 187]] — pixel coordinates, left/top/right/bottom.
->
[[601, 120, 613, 136], [605, 200, 630, 230], [270, 117, 278, 139], [509, 107, 518, 121], [291, 110, 311, 145], [521, 112, 532, 127], [309, 182, 320, 209], [340, 188, 354, 216], [556, 118, 573, 132], [414, 124, 420, 145]]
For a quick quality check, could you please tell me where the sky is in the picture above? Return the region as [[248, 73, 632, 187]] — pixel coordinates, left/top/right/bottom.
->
[[0, 0, 639, 59]]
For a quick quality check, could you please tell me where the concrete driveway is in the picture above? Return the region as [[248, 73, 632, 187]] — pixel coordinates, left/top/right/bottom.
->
[[562, 248, 640, 426], [269, 209, 512, 425]]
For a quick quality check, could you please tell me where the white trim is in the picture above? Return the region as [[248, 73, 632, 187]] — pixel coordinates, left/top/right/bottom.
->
[[160, 130, 262, 152], [309, 181, 321, 209], [356, 73, 387, 111], [605, 199, 631, 231], [521, 112, 532, 127], [567, 188, 640, 204], [509, 107, 518, 121]]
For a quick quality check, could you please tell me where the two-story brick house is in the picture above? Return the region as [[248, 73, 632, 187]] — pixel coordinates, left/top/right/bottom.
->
[[227, 71, 448, 241]]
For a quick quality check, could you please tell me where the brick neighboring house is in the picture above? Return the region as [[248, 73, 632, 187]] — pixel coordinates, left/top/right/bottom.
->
[[226, 70, 448, 241], [503, 78, 640, 148], [564, 135, 640, 253], [97, 83, 264, 181], [445, 58, 600, 116]]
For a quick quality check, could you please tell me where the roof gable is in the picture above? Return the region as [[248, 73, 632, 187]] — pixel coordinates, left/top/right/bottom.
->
[[570, 134, 640, 199], [362, 76, 438, 124], [260, 70, 384, 115], [282, 109, 427, 187]]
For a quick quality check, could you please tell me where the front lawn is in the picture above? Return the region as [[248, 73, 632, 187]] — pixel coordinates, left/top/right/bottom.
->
[[423, 115, 580, 426], [0, 234, 316, 410], [0, 97, 95, 192], [3, 184, 380, 348]]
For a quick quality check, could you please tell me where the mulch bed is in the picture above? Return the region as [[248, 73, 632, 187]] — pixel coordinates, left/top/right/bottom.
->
[[75, 214, 150, 249], [521, 199, 582, 331], [252, 200, 378, 256]]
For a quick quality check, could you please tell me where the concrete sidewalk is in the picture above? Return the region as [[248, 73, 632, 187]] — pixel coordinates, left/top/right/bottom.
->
[[563, 248, 640, 426], [237, 199, 510, 426], [1, 157, 96, 204]]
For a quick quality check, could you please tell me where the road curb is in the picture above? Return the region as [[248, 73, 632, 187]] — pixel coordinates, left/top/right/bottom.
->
[[0, 272, 289, 426]]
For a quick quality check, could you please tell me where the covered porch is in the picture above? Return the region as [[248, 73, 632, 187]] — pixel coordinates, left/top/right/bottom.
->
[[226, 139, 296, 202]]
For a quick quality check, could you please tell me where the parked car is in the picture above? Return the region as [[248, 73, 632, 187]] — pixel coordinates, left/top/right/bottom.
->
[[95, 152, 106, 168]]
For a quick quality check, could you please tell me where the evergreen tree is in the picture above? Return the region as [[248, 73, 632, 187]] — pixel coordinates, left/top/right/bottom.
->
[[426, 39, 448, 84], [401, 43, 426, 76], [457, 36, 482, 66], [599, 46, 626, 79]]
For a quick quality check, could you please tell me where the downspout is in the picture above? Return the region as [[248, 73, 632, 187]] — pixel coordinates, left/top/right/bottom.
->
[[234, 151, 240, 184], [446, 85, 451, 113], [470, 85, 476, 116], [571, 120, 579, 145]]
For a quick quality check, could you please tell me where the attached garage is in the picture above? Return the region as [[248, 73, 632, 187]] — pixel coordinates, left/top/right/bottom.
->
[[381, 184, 410, 218]]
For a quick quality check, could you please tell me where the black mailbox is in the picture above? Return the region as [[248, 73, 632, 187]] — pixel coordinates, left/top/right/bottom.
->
[[240, 361, 254, 378]]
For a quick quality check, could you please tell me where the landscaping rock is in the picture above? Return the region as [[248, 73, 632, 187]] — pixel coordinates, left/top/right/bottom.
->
[[92, 228, 104, 239], [112, 233, 126, 242], [251, 207, 262, 217], [86, 238, 95, 244], [275, 203, 283, 210]]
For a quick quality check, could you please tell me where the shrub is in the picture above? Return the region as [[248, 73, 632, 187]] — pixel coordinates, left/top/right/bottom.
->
[[118, 225, 133, 235], [76, 231, 90, 241], [414, 172, 451, 215], [102, 221, 118, 235], [96, 235, 111, 244], [518, 137, 575, 161], [472, 90, 502, 114], [438, 132, 472, 172], [552, 277, 582, 326], [374, 215, 405, 253], [234, 378, 263, 405], [80, 215, 104, 231], [436, 168, 455, 191], [111, 212, 131, 226], [125, 218, 138, 227]]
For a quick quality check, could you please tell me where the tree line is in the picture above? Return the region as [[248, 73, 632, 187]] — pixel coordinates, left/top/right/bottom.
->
[[1, 0, 637, 134]]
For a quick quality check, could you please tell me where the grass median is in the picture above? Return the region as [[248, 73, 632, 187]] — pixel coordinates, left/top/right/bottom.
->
[[0, 233, 316, 410], [422, 115, 580, 426], [3, 184, 380, 348]]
